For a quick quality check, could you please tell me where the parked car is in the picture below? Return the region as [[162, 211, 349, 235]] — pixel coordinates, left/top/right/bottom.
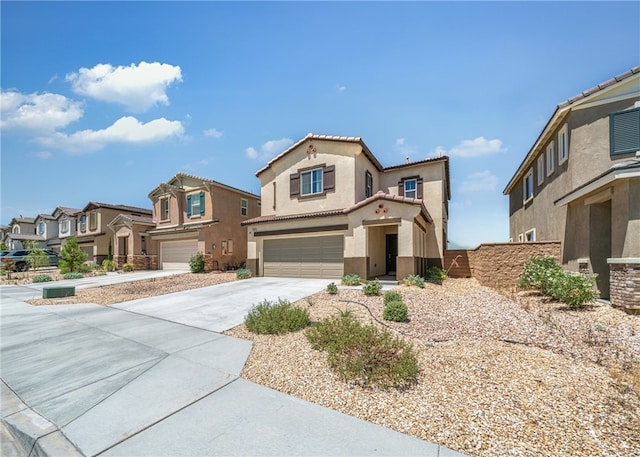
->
[[0, 249, 61, 272]]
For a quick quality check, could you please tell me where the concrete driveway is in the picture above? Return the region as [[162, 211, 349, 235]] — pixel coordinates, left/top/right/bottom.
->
[[1, 276, 463, 457]]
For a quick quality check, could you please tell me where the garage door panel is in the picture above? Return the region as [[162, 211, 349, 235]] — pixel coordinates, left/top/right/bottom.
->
[[263, 235, 343, 279], [161, 239, 198, 270]]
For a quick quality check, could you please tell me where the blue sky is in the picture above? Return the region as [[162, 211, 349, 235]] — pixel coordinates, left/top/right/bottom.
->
[[1, 1, 638, 248]]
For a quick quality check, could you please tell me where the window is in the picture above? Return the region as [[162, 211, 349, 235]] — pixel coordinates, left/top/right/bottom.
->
[[558, 123, 569, 164], [610, 108, 640, 155], [273, 182, 276, 210], [89, 211, 98, 231], [525, 228, 536, 242], [186, 192, 205, 218], [37, 222, 45, 235], [227, 239, 233, 255], [60, 219, 70, 234], [523, 169, 534, 202], [404, 179, 417, 199], [241, 198, 248, 217], [517, 233, 524, 242], [12, 226, 19, 234], [545, 141, 555, 176], [301, 168, 323, 196], [365, 171, 373, 198], [80, 215, 87, 232], [160, 198, 170, 220], [221, 240, 227, 255], [537, 156, 544, 185]]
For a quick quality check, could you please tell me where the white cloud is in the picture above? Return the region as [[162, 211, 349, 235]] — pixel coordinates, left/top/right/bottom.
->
[[459, 170, 499, 193], [448, 136, 506, 158], [336, 84, 346, 92], [37, 116, 184, 154], [246, 137, 294, 160], [35, 151, 52, 160], [66, 61, 182, 112], [1, 90, 83, 132], [203, 128, 223, 138], [394, 137, 418, 158]]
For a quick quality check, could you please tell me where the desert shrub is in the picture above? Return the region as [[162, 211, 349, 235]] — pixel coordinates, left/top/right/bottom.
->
[[383, 300, 408, 322], [403, 274, 425, 288], [122, 263, 134, 272], [519, 256, 562, 291], [26, 248, 50, 271], [244, 299, 310, 335], [64, 272, 84, 280], [78, 263, 93, 273], [101, 259, 115, 272], [341, 274, 361, 286], [59, 237, 88, 274], [305, 312, 419, 388], [384, 290, 402, 305], [189, 252, 205, 273], [425, 266, 447, 284], [326, 282, 338, 295], [363, 279, 382, 296], [32, 274, 53, 283], [236, 268, 252, 279]]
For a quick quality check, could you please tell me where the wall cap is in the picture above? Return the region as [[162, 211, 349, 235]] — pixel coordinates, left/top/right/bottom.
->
[[607, 258, 640, 264]]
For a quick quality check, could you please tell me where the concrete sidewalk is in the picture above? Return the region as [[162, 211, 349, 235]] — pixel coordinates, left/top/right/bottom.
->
[[1, 277, 464, 456]]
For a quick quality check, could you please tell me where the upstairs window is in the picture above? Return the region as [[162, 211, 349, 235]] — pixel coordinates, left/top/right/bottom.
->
[[241, 198, 248, 216], [290, 165, 335, 198], [610, 108, 640, 155], [89, 211, 98, 231], [558, 124, 569, 164], [537, 155, 544, 185], [161, 197, 170, 220], [404, 179, 417, 199], [301, 168, 324, 196], [37, 222, 45, 235], [60, 219, 70, 234], [12, 226, 19, 234], [80, 215, 87, 232], [186, 192, 205, 218], [545, 141, 555, 176], [525, 228, 536, 242], [523, 169, 534, 203], [365, 171, 373, 198]]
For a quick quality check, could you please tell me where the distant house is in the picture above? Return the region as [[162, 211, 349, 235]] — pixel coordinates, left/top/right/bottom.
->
[[76, 202, 152, 265], [242, 133, 450, 280], [53, 206, 81, 246], [503, 66, 640, 308], [33, 213, 58, 250], [6, 217, 38, 249], [147, 173, 260, 270]]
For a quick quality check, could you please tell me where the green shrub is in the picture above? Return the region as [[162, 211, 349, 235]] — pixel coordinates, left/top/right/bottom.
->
[[363, 279, 382, 296], [101, 259, 115, 272], [341, 274, 361, 286], [305, 313, 419, 388], [425, 266, 447, 284], [384, 290, 402, 305], [519, 256, 562, 290], [244, 299, 310, 335], [32, 274, 53, 283], [59, 236, 88, 273], [79, 263, 93, 273], [236, 268, 252, 279], [189, 252, 205, 273], [326, 282, 338, 295], [122, 263, 134, 272], [64, 272, 84, 280], [403, 274, 425, 288], [383, 300, 408, 322]]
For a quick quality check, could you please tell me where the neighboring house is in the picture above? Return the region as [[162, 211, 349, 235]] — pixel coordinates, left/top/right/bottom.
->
[[76, 202, 152, 265], [503, 66, 640, 306], [242, 133, 450, 280], [147, 173, 261, 270], [53, 206, 81, 245], [108, 214, 156, 270], [5, 217, 38, 249], [1, 225, 10, 247], [33, 213, 59, 250]]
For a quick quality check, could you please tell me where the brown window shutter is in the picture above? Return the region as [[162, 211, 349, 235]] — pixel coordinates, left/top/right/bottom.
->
[[324, 165, 335, 192], [290, 173, 300, 197], [398, 181, 404, 197], [417, 178, 423, 199]]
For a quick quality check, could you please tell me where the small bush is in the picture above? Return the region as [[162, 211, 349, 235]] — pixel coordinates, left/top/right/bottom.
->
[[519, 256, 562, 291], [236, 268, 252, 279], [425, 267, 447, 284], [64, 272, 84, 280], [383, 300, 408, 322], [326, 282, 338, 295], [244, 299, 310, 335], [341, 273, 361, 286], [101, 259, 115, 272], [403, 274, 425, 288], [305, 313, 419, 388], [363, 279, 382, 296], [384, 290, 402, 305], [122, 263, 134, 272], [32, 274, 53, 283], [189, 252, 205, 273]]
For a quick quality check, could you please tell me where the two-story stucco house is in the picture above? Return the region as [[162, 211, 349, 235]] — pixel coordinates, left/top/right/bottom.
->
[[242, 134, 450, 280], [6, 217, 38, 249], [33, 213, 59, 249], [147, 173, 260, 270], [503, 67, 640, 309], [53, 206, 81, 246], [76, 202, 152, 265]]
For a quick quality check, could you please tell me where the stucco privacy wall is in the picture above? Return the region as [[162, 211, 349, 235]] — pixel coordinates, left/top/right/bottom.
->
[[445, 242, 562, 288]]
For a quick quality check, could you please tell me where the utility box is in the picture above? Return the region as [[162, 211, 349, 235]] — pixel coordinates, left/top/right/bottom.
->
[[43, 287, 75, 299]]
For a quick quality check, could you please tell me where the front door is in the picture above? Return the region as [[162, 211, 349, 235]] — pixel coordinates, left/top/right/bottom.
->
[[385, 234, 398, 275]]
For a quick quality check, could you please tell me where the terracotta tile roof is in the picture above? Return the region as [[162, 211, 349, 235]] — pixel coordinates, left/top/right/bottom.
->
[[116, 214, 155, 225], [149, 173, 259, 199], [35, 214, 57, 221], [241, 209, 344, 226], [82, 202, 152, 215], [54, 207, 81, 216], [558, 66, 640, 109]]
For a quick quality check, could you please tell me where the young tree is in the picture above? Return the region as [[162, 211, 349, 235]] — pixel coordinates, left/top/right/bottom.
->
[[59, 236, 88, 273], [0, 241, 8, 250], [24, 240, 49, 273]]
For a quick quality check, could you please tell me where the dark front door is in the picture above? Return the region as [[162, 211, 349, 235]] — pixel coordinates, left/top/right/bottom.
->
[[386, 234, 398, 274]]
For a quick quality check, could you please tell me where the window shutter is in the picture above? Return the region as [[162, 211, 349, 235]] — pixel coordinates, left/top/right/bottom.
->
[[199, 192, 205, 215], [186, 195, 192, 217], [611, 109, 640, 155], [324, 165, 335, 192], [398, 181, 404, 197], [417, 178, 423, 199], [290, 173, 300, 197]]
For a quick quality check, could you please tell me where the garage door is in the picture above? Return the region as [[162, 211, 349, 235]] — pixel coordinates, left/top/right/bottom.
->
[[160, 239, 198, 270], [263, 235, 344, 279]]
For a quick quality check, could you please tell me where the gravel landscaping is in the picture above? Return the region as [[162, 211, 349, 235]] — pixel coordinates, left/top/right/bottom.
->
[[226, 278, 640, 457]]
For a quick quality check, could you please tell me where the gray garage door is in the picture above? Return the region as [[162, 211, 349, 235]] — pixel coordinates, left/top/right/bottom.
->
[[263, 235, 344, 279], [160, 239, 198, 270]]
